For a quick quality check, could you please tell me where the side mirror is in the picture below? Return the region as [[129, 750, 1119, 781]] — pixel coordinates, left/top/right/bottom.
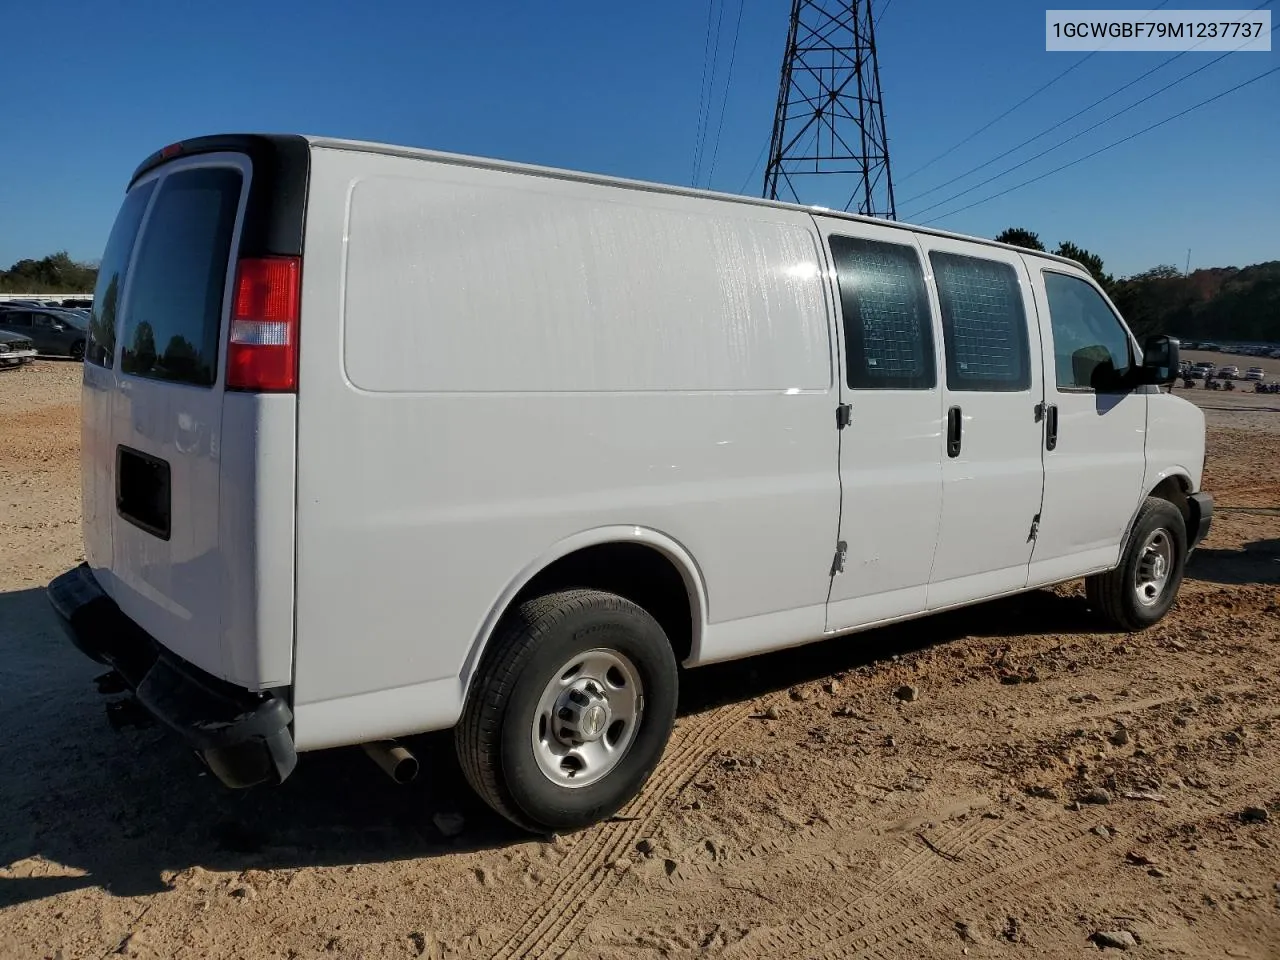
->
[[1138, 335, 1179, 386]]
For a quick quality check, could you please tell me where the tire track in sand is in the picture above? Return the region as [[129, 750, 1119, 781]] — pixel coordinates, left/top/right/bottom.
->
[[486, 701, 752, 960]]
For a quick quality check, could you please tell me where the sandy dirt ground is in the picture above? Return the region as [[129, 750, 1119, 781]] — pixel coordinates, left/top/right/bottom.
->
[[1, 361, 1277, 960]]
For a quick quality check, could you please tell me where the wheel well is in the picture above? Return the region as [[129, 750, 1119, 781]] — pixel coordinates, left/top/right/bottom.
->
[[511, 543, 696, 663], [1149, 475, 1191, 529]]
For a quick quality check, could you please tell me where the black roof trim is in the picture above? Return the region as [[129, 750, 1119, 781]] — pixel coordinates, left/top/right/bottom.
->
[[129, 134, 310, 258]]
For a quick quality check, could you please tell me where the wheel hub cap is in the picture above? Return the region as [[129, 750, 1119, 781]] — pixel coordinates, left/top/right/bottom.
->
[[1134, 528, 1175, 607], [555, 683, 612, 744], [532, 648, 644, 788]]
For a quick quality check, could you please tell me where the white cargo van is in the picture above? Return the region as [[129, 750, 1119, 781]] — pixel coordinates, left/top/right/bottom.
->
[[50, 134, 1212, 832]]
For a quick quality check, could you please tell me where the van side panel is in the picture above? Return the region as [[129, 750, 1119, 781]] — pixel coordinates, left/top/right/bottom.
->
[[342, 177, 829, 393], [290, 147, 838, 748]]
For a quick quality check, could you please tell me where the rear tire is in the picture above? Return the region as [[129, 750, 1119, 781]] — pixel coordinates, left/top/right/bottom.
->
[[455, 589, 678, 833], [1086, 497, 1187, 632]]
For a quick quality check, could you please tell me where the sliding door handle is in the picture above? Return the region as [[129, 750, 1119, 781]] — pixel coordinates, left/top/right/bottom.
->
[[946, 406, 962, 458]]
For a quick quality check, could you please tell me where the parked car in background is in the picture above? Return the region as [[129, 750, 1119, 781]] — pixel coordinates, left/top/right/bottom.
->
[[0, 330, 37, 368], [1188, 363, 1212, 380], [1217, 365, 1241, 380], [0, 306, 88, 359], [1245, 367, 1265, 381]]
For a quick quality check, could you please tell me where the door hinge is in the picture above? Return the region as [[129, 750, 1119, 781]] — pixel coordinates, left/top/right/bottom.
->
[[1028, 513, 1041, 542], [830, 541, 848, 575], [836, 403, 852, 429]]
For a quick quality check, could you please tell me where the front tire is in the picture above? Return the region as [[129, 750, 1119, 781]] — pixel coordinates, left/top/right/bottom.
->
[[70, 340, 85, 362], [455, 589, 678, 833], [1086, 497, 1187, 631]]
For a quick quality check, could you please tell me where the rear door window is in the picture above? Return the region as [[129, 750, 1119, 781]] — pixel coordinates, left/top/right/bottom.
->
[[120, 167, 242, 386], [88, 181, 154, 368], [2, 311, 33, 327]]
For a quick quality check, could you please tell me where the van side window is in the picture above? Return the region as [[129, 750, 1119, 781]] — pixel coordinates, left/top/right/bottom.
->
[[829, 235, 935, 390], [88, 180, 155, 369], [121, 168, 241, 386], [1042, 271, 1132, 390], [929, 252, 1031, 392]]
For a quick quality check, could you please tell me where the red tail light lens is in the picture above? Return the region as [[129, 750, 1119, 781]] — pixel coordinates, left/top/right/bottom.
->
[[227, 257, 300, 392]]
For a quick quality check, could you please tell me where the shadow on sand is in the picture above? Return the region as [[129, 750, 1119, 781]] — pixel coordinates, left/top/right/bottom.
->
[[0, 579, 1115, 909]]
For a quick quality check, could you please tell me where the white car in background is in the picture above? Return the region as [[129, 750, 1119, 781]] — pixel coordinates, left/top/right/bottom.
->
[[1245, 367, 1265, 382]]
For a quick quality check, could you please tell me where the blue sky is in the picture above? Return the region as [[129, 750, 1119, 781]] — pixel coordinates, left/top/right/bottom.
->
[[0, 0, 1274, 277]]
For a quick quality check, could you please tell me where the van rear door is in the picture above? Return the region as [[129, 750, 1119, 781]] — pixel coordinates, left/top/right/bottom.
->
[[83, 136, 308, 694], [101, 156, 249, 680]]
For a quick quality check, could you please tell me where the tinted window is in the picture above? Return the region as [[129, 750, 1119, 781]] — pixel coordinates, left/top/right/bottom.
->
[[88, 181, 154, 368], [1, 311, 33, 328], [930, 252, 1031, 392], [121, 168, 241, 386], [1043, 271, 1132, 390], [830, 235, 935, 390]]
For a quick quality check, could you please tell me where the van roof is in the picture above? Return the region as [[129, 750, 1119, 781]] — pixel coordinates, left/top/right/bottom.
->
[[132, 133, 1085, 271]]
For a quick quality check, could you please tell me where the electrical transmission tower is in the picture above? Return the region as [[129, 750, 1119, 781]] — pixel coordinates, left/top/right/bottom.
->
[[763, 0, 897, 219]]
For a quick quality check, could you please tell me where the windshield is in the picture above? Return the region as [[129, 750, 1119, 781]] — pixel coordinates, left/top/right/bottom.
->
[[59, 312, 89, 331]]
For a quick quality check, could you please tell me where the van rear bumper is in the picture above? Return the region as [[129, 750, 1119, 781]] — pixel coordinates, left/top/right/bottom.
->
[[47, 563, 297, 789]]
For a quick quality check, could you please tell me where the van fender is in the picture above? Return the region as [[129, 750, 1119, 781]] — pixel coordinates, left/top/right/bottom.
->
[[457, 525, 710, 701], [1117, 466, 1194, 563]]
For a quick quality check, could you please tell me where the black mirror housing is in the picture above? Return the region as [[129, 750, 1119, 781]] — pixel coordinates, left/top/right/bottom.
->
[[1139, 335, 1179, 385]]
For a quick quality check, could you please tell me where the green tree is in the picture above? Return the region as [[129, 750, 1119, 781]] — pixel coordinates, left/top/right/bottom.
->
[[0, 251, 98, 294], [1054, 241, 1114, 293], [994, 227, 1045, 252]]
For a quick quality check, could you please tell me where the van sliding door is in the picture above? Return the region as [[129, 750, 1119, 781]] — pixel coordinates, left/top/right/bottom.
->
[[814, 216, 946, 632], [916, 236, 1046, 608]]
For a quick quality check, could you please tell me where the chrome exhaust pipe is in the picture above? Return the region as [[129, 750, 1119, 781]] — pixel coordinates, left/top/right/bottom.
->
[[361, 740, 419, 784]]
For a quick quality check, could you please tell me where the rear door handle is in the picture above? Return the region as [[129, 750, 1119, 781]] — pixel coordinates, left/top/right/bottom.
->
[[946, 406, 962, 458], [1045, 404, 1059, 451]]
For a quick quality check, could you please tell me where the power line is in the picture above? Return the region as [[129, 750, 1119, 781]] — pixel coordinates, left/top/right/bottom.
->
[[900, 38, 1264, 221], [704, 0, 746, 187], [898, 0, 1171, 184], [693, 0, 729, 187], [690, 0, 719, 186], [898, 55, 1098, 183], [875, 0, 893, 24], [899, 0, 1275, 209], [919, 64, 1280, 226], [737, 140, 771, 194]]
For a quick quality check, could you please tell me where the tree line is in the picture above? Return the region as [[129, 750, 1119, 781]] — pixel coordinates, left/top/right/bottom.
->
[[994, 227, 1279, 344], [0, 251, 98, 294]]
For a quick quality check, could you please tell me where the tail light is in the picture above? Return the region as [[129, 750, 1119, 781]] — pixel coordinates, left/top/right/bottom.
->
[[227, 256, 301, 392]]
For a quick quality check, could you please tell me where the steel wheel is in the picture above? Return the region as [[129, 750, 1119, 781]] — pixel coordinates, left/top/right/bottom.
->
[[531, 648, 643, 788], [1133, 528, 1174, 607]]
